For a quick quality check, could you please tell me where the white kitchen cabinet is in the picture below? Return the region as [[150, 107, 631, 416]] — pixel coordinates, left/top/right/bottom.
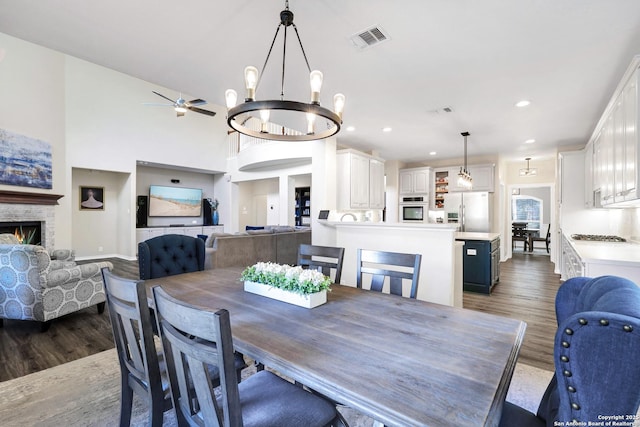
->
[[469, 164, 495, 192], [448, 164, 495, 192], [337, 149, 385, 210], [369, 158, 385, 209], [561, 235, 583, 280], [399, 167, 430, 195], [588, 60, 640, 207], [584, 142, 594, 208], [620, 70, 638, 202]]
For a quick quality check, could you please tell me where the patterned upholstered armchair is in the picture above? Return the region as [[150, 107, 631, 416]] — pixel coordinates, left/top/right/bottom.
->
[[0, 243, 113, 331], [0, 233, 76, 266]]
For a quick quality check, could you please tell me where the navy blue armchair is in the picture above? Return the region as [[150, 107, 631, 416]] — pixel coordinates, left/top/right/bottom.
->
[[500, 276, 640, 426], [138, 234, 205, 280]]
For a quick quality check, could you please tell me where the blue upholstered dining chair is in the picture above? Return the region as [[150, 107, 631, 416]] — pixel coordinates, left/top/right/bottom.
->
[[152, 285, 346, 427], [500, 275, 640, 426], [138, 234, 206, 280]]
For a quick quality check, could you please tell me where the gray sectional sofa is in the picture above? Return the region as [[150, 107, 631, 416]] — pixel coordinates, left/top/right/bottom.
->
[[204, 226, 311, 270]]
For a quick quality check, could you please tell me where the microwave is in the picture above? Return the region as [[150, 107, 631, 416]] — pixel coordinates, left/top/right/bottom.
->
[[401, 205, 427, 222]]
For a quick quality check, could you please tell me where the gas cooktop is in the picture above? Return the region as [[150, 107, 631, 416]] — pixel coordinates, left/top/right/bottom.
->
[[571, 234, 627, 242]]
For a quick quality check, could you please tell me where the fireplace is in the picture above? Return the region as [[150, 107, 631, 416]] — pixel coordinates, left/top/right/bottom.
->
[[0, 221, 43, 245], [0, 190, 64, 249]]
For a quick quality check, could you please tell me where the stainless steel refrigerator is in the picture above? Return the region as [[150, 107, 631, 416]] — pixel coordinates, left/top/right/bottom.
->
[[444, 192, 493, 232]]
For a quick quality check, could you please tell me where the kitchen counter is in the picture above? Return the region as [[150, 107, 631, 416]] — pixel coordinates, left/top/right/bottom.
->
[[455, 232, 500, 241], [568, 238, 640, 266], [319, 220, 458, 230], [562, 233, 640, 284]]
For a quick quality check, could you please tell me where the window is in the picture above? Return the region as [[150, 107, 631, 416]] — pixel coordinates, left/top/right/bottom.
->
[[511, 196, 542, 231]]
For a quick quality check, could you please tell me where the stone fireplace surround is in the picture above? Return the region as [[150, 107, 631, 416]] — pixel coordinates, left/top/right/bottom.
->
[[0, 190, 64, 249]]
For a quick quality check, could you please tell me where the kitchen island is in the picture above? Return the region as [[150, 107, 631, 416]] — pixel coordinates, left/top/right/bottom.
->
[[317, 221, 463, 307], [455, 232, 501, 294]]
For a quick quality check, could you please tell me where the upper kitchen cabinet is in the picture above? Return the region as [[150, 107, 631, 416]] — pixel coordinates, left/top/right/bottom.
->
[[399, 167, 431, 195], [588, 57, 639, 207], [337, 149, 385, 210], [447, 164, 495, 193], [468, 164, 495, 192]]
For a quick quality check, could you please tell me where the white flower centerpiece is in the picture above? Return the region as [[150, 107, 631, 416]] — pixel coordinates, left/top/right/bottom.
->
[[241, 262, 331, 308]]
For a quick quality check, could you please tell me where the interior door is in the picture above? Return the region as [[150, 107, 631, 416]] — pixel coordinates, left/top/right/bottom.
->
[[253, 195, 268, 225]]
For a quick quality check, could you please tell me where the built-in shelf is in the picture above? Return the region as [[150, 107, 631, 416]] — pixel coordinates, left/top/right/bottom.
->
[[0, 190, 64, 205]]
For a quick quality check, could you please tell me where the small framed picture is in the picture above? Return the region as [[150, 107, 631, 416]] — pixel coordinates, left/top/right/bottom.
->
[[80, 186, 105, 210]]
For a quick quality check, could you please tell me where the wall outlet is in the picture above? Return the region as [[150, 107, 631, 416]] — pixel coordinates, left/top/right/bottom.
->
[[98, 246, 103, 252]]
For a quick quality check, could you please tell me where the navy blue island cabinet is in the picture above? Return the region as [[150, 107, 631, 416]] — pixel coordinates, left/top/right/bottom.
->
[[456, 237, 500, 294]]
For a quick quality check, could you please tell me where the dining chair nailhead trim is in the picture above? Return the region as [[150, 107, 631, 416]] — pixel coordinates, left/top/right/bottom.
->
[[599, 319, 609, 326]]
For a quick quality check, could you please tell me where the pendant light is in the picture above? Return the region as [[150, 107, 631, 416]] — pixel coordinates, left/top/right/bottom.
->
[[458, 132, 473, 190], [519, 157, 538, 176]]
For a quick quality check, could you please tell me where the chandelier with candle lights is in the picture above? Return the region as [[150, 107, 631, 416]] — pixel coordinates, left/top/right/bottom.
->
[[224, 0, 345, 141]]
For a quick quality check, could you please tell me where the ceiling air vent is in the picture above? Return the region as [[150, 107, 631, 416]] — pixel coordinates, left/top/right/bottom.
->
[[350, 26, 390, 50]]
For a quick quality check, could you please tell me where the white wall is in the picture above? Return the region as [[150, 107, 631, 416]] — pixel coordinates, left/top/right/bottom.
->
[[0, 33, 67, 246]]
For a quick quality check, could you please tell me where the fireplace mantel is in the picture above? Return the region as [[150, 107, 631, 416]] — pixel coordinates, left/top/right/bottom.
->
[[0, 190, 64, 205]]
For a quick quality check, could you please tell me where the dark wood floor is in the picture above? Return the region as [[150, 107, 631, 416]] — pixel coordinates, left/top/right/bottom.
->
[[0, 251, 559, 381], [464, 250, 560, 371]]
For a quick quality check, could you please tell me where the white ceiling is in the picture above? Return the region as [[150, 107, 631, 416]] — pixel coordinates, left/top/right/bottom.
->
[[1, 0, 640, 164]]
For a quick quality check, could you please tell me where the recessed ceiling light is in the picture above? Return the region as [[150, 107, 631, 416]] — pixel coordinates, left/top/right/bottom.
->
[[429, 151, 437, 156], [382, 127, 392, 132], [525, 139, 536, 144], [346, 126, 356, 132], [516, 100, 531, 107]]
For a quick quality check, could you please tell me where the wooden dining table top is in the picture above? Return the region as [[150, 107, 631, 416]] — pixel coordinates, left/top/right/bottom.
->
[[144, 267, 526, 427]]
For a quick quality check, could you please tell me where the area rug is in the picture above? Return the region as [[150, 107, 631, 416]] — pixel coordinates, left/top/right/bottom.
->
[[0, 348, 553, 426]]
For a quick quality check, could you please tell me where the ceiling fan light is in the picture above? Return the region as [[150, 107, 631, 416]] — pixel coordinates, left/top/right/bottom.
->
[[174, 106, 187, 113], [310, 70, 323, 104]]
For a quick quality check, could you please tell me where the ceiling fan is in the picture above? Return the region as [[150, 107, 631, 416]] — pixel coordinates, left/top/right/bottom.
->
[[146, 91, 216, 117]]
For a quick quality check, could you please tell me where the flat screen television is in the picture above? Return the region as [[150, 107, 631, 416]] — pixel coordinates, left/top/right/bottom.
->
[[148, 185, 203, 217]]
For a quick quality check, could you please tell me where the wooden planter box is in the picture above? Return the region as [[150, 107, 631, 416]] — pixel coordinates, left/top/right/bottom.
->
[[243, 281, 327, 308]]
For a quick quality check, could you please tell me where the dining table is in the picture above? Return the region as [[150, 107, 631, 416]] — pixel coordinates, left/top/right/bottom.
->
[[144, 267, 526, 427]]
